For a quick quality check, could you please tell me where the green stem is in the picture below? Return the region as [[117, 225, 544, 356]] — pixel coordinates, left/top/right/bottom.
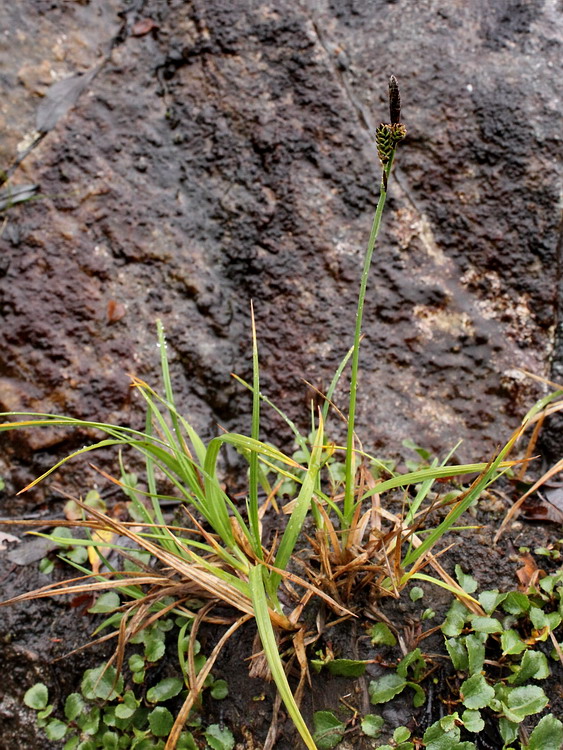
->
[[343, 154, 395, 529], [248, 303, 263, 558]]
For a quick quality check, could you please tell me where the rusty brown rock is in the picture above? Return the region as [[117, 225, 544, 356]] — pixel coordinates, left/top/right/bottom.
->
[[0, 1, 561, 489]]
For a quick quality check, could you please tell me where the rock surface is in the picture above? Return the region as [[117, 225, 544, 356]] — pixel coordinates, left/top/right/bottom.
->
[[1, 1, 561, 497], [0, 1, 562, 747]]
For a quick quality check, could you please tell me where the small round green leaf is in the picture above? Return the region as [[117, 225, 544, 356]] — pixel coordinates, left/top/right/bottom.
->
[[507, 650, 550, 685], [146, 677, 183, 703], [397, 648, 425, 680], [361, 714, 384, 738], [442, 600, 470, 637], [37, 705, 54, 721], [128, 653, 145, 672], [478, 589, 507, 614], [369, 622, 397, 646], [460, 674, 495, 710], [470, 616, 502, 634], [461, 708, 484, 733], [24, 683, 49, 710], [326, 659, 366, 677], [62, 547, 89, 564], [465, 633, 486, 675], [501, 629, 528, 655], [64, 692, 85, 721], [204, 723, 235, 750], [498, 717, 519, 745], [527, 714, 563, 750], [501, 592, 530, 615], [81, 665, 123, 701], [148, 706, 174, 737], [114, 702, 136, 720], [312, 711, 346, 750], [88, 592, 120, 614], [455, 565, 478, 594], [369, 673, 407, 704], [210, 679, 229, 700], [501, 685, 549, 723], [409, 587, 424, 602], [393, 726, 411, 743], [77, 706, 100, 736], [144, 635, 165, 663], [45, 719, 68, 741], [445, 637, 468, 672], [39, 557, 55, 574]]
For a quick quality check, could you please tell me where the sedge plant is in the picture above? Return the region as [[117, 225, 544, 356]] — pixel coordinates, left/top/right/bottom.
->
[[342, 75, 407, 534], [0, 317, 338, 749], [0, 76, 556, 750]]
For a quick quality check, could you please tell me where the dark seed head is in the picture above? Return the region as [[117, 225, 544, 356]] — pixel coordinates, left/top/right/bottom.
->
[[389, 75, 401, 125]]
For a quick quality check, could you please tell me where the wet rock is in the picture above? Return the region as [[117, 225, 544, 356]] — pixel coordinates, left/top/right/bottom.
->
[[0, 3, 559, 504]]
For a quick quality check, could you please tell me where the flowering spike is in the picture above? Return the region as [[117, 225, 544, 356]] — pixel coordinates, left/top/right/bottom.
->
[[375, 123, 394, 166], [389, 75, 401, 125], [375, 76, 407, 171]]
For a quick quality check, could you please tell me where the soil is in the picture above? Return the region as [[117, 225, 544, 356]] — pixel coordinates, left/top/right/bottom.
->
[[0, 1, 562, 748], [1, 0, 562, 502], [1, 482, 562, 749]]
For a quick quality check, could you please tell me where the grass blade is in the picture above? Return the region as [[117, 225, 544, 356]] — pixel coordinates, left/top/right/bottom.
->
[[271, 414, 324, 592], [249, 566, 318, 750]]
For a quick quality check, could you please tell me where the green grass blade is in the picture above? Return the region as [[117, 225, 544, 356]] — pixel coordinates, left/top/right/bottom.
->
[[321, 343, 354, 424], [178, 413, 208, 466], [249, 566, 318, 750], [271, 415, 324, 591], [402, 572, 480, 606], [522, 388, 563, 424], [133, 384, 205, 504], [231, 373, 310, 459], [142, 407, 165, 527], [360, 460, 516, 500], [156, 320, 185, 449], [404, 442, 459, 527], [0, 413, 169, 445], [401, 440, 518, 570], [13, 438, 127, 492]]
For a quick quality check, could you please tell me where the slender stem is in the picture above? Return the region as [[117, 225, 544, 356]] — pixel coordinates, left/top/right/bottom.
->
[[343, 154, 395, 528], [248, 302, 263, 558]]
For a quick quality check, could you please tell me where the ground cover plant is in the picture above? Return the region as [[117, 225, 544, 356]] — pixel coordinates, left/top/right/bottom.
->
[[1, 78, 562, 749]]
